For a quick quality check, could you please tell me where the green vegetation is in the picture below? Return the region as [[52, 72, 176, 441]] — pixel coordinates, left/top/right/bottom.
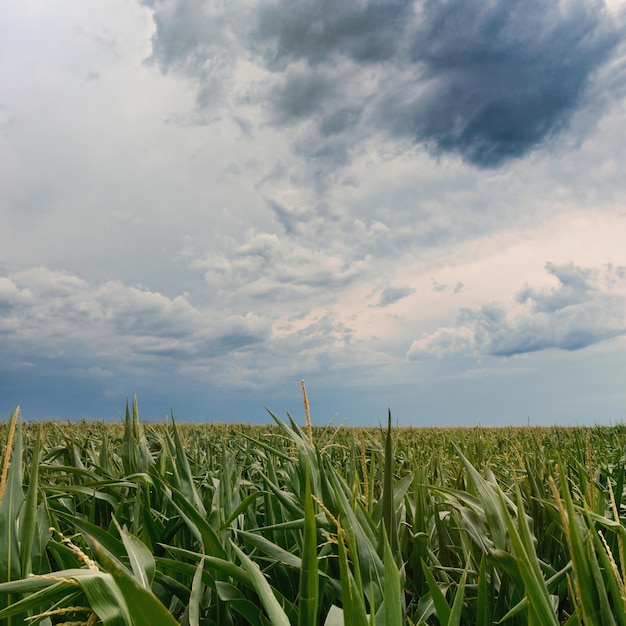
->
[[1, 395, 626, 625]]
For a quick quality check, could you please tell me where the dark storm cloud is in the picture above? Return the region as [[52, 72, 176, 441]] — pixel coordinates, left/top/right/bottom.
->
[[319, 107, 361, 137], [270, 69, 337, 123], [408, 263, 626, 358], [144, 0, 625, 168], [397, 0, 623, 166], [147, 1, 230, 70], [145, 0, 239, 109], [254, 0, 412, 67]]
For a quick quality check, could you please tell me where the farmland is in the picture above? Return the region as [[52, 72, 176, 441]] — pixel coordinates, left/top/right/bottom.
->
[[1, 398, 626, 625]]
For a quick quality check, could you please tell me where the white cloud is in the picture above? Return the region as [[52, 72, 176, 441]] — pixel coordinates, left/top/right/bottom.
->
[[408, 327, 477, 359], [408, 263, 626, 359], [0, 267, 270, 368], [191, 229, 371, 302]]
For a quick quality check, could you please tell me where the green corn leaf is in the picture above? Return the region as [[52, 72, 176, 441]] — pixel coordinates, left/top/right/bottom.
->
[[31, 499, 52, 576], [454, 444, 508, 551], [20, 424, 41, 578], [0, 415, 23, 583], [223, 491, 268, 528], [298, 460, 319, 626], [328, 464, 384, 588], [497, 486, 560, 626], [214, 580, 265, 625], [237, 528, 302, 570], [448, 563, 468, 626], [421, 558, 451, 626], [0, 570, 135, 626], [585, 519, 616, 626], [113, 518, 156, 589], [258, 471, 304, 519], [476, 555, 491, 626], [121, 399, 139, 477], [155, 475, 227, 559], [231, 540, 291, 626], [189, 555, 204, 626], [248, 514, 328, 533], [382, 526, 404, 626], [0, 581, 77, 620], [371, 473, 413, 527], [226, 598, 265, 626], [379, 410, 398, 559], [337, 519, 369, 626], [169, 413, 206, 516], [90, 536, 180, 626], [592, 529, 626, 626], [157, 552, 253, 588], [239, 432, 295, 465], [78, 572, 132, 626], [56, 512, 127, 560], [0, 415, 24, 626], [553, 464, 603, 625]]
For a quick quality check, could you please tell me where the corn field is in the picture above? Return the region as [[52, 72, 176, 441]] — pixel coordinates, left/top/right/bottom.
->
[[1, 397, 626, 625]]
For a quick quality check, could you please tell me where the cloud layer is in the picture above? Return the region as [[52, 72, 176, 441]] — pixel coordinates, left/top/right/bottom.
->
[[0, 267, 268, 375], [147, 0, 624, 168], [408, 262, 626, 359]]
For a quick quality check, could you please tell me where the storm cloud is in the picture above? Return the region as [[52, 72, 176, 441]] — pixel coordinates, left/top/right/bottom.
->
[[2, 1, 626, 424], [395, 0, 623, 166], [146, 0, 625, 168]]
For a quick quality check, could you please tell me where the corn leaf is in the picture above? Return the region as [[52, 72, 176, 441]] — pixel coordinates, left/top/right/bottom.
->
[[231, 540, 291, 626]]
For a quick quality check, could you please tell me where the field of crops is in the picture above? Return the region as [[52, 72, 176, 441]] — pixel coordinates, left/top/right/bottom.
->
[[1, 397, 626, 626]]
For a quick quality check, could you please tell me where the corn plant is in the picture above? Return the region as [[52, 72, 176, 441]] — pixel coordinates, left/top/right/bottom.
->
[[1, 399, 626, 624]]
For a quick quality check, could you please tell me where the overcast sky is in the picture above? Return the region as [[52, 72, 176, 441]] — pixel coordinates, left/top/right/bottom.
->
[[2, 0, 626, 426]]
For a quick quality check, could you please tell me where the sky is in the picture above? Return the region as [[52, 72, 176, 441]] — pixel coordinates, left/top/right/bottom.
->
[[2, 0, 626, 426]]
